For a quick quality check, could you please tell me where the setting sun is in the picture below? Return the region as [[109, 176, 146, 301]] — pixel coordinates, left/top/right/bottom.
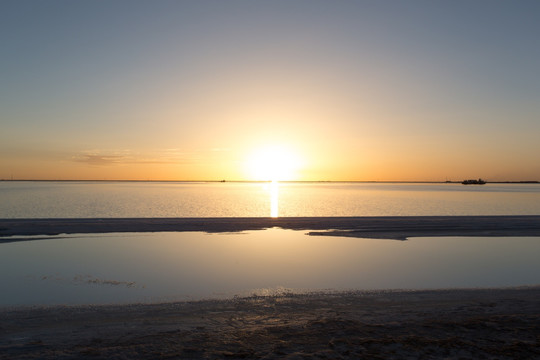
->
[[245, 145, 302, 181]]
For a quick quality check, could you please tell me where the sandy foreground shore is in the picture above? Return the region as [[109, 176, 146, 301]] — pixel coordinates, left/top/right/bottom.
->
[[1, 288, 539, 359], [1, 215, 540, 241]]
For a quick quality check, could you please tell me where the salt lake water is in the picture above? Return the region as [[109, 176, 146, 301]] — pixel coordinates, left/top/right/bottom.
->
[[2, 230, 540, 306], [1, 181, 540, 218], [1, 181, 539, 306]]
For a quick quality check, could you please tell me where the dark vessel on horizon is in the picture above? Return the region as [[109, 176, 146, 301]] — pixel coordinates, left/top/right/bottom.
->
[[462, 178, 486, 185]]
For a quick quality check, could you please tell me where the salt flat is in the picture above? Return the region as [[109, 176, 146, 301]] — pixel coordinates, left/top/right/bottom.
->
[[1, 215, 540, 241]]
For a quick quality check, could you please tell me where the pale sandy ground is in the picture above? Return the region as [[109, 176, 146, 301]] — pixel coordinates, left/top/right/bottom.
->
[[1, 288, 539, 359]]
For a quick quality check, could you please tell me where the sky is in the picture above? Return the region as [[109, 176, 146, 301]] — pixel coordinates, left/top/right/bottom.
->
[[1, 0, 539, 181]]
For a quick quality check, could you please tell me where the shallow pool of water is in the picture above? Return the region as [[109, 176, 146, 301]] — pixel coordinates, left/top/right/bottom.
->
[[1, 229, 539, 306]]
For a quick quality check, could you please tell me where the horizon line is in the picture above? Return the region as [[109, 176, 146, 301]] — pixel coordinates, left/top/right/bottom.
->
[[1, 179, 539, 184]]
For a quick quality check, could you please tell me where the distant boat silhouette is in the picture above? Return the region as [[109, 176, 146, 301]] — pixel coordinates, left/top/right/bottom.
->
[[462, 178, 486, 185]]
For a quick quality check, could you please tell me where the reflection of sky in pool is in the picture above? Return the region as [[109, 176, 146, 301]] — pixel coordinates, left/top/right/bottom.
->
[[1, 229, 539, 306]]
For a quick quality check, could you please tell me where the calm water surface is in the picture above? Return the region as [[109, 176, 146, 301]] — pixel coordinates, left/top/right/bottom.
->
[[2, 181, 539, 306], [1, 230, 539, 306], [1, 181, 540, 218]]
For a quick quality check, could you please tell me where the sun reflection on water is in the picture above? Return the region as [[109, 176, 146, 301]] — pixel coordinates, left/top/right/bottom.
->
[[262, 181, 279, 217], [270, 180, 279, 218]]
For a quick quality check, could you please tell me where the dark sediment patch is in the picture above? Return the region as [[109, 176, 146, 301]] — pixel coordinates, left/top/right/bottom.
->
[[1, 287, 539, 359]]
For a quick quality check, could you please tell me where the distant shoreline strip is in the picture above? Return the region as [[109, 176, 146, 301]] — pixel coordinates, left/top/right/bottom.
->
[[1, 216, 540, 241]]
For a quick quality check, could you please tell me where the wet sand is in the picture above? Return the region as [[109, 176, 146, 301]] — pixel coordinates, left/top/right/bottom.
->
[[1, 215, 540, 241], [1, 288, 539, 359]]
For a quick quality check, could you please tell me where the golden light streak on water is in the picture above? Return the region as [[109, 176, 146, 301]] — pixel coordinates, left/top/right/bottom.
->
[[270, 180, 279, 218]]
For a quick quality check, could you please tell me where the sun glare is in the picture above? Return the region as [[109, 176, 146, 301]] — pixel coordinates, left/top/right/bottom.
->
[[246, 145, 302, 181]]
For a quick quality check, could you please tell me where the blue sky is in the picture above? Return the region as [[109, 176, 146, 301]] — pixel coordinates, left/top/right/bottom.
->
[[1, 1, 539, 180]]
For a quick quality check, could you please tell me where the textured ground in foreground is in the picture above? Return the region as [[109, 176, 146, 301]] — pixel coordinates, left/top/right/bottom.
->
[[1, 288, 539, 359]]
